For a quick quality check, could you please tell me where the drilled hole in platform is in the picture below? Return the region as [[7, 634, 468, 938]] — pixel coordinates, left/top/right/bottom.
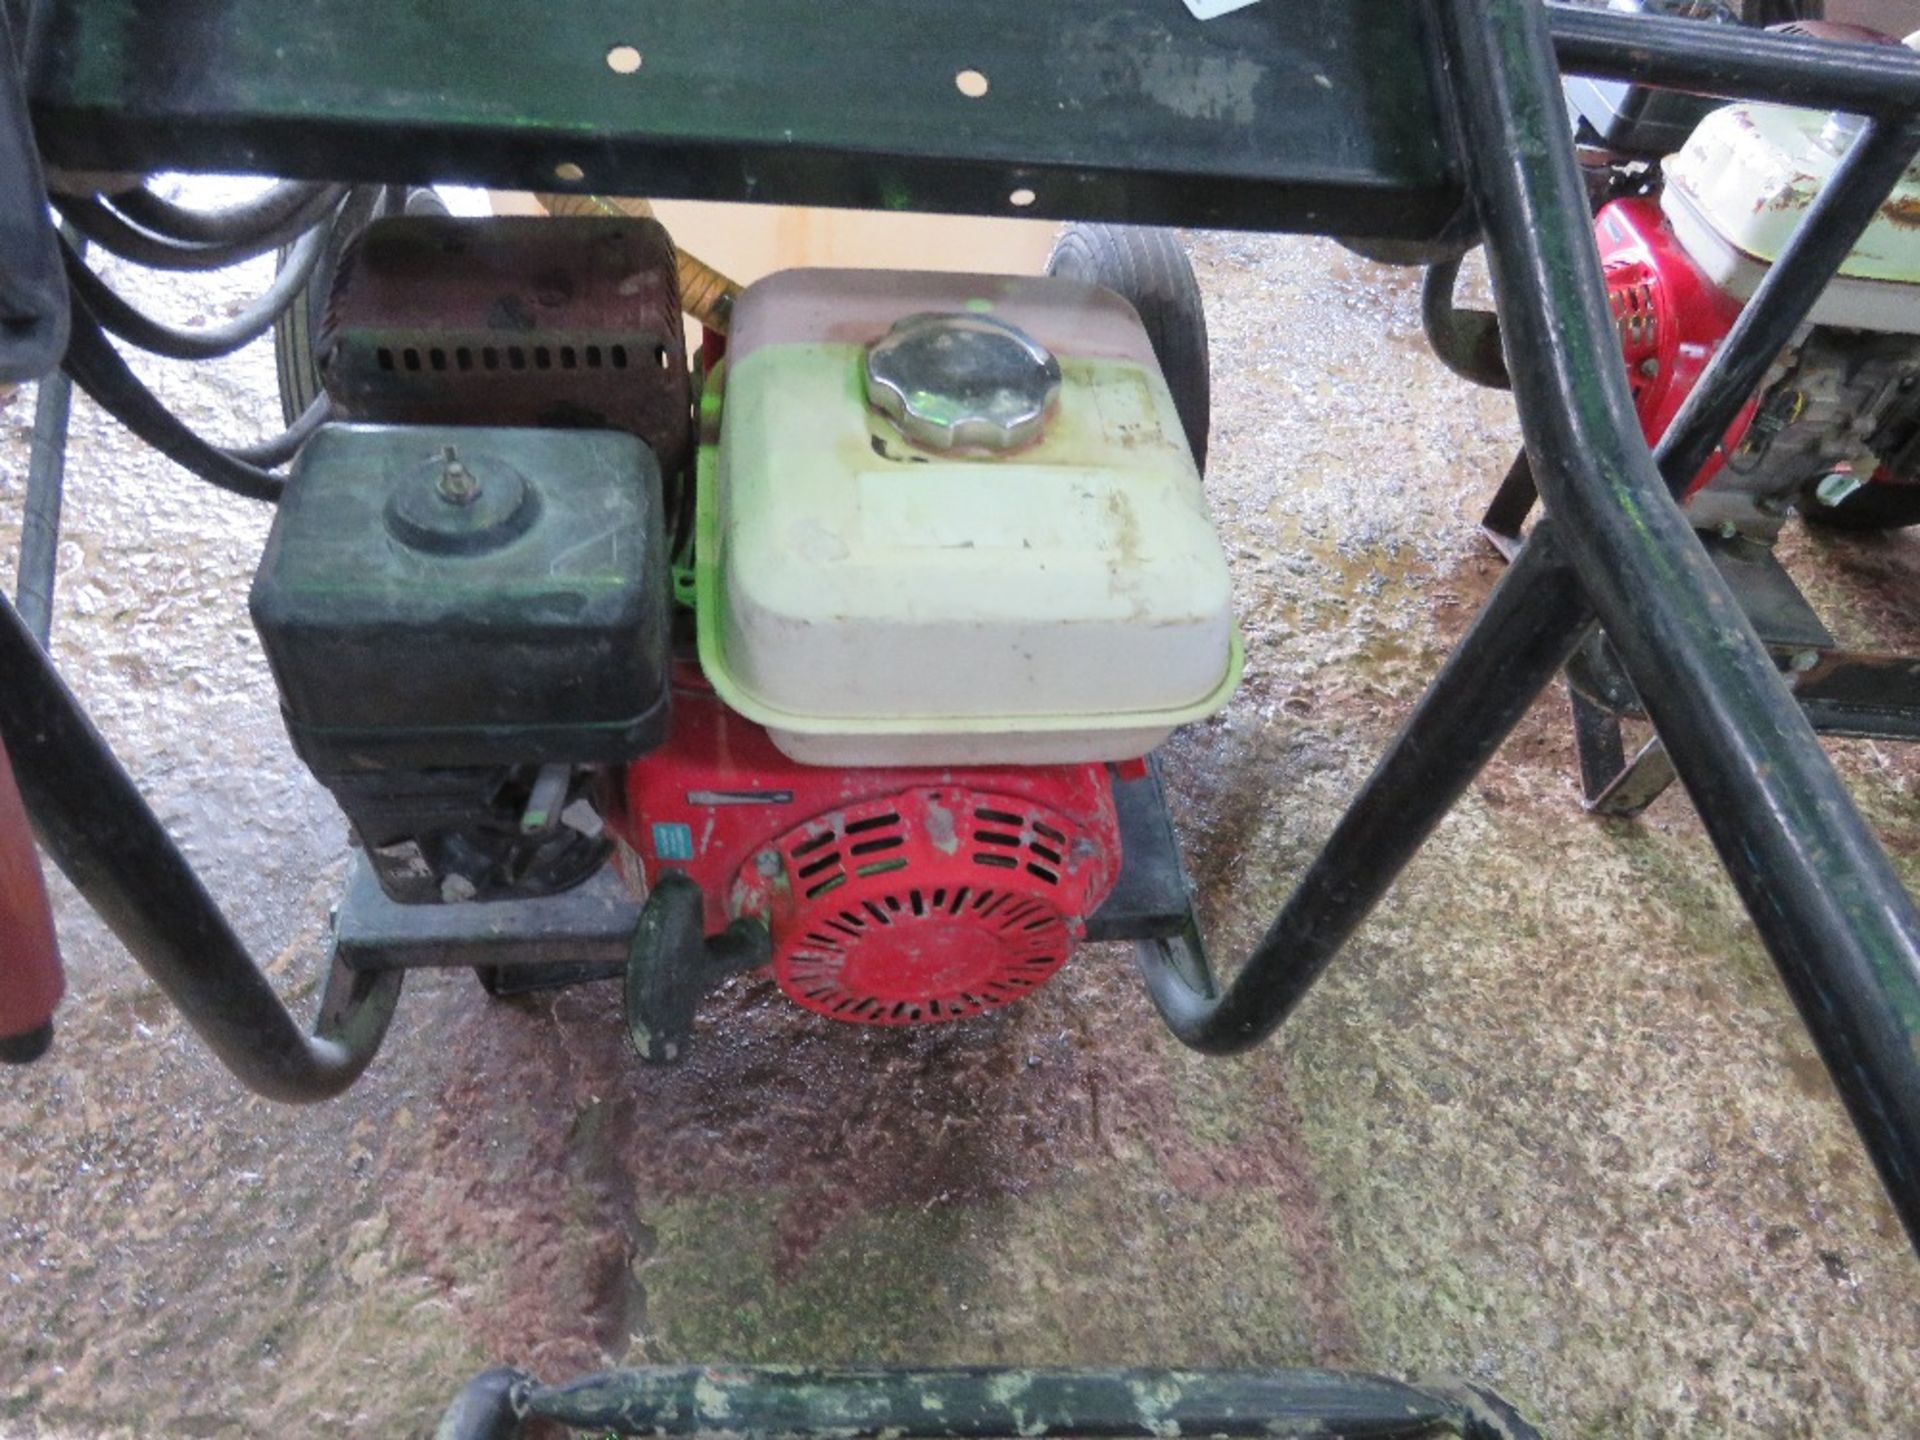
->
[[956, 68, 989, 99], [554, 161, 586, 183], [1009, 187, 1036, 208], [607, 44, 643, 74]]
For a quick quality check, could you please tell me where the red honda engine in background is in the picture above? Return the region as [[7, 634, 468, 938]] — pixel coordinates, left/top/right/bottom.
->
[[1579, 19, 1920, 534], [1594, 196, 1753, 496], [1594, 189, 1920, 532], [614, 684, 1122, 1026]]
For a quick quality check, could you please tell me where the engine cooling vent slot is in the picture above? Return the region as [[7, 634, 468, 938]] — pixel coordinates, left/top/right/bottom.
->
[[970, 802, 1069, 884], [747, 787, 1119, 1027], [370, 341, 671, 374], [781, 886, 1069, 1023], [780, 807, 909, 900], [1605, 262, 1660, 402]]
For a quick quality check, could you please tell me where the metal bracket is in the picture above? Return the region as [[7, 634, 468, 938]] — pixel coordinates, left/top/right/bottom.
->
[[1562, 533, 1920, 817], [21, 0, 1461, 238], [1086, 758, 1201, 944], [333, 855, 641, 987], [624, 873, 769, 1064]]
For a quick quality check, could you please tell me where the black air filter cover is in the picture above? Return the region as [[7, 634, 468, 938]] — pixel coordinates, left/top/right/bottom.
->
[[251, 423, 670, 773]]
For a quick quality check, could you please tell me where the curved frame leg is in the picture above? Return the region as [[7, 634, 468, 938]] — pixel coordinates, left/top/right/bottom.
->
[[0, 592, 401, 1102]]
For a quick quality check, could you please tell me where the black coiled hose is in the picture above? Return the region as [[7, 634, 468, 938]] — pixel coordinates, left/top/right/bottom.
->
[[53, 184, 347, 273], [60, 296, 285, 503], [60, 214, 331, 362], [108, 180, 342, 246], [53, 182, 385, 500]]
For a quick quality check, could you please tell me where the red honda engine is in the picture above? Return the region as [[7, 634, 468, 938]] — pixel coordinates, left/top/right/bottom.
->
[[279, 221, 1234, 1050], [1593, 142, 1920, 533], [1594, 196, 1754, 496], [613, 685, 1121, 1026]]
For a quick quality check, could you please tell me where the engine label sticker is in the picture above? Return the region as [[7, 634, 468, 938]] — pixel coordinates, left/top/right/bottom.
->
[[652, 823, 696, 861]]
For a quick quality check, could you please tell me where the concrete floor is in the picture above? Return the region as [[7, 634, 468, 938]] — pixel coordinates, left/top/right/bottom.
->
[[2, 228, 1919, 1440]]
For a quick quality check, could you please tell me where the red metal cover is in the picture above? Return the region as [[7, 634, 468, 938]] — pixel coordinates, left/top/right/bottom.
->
[[1595, 197, 1756, 495], [0, 734, 61, 1049], [747, 784, 1116, 1024], [616, 685, 1120, 1024]]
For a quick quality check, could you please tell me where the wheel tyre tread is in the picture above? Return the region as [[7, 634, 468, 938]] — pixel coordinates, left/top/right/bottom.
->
[[1046, 223, 1210, 472], [1802, 481, 1920, 532], [272, 186, 400, 427], [272, 256, 319, 429]]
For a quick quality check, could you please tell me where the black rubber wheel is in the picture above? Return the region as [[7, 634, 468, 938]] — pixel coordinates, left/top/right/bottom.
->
[[272, 205, 361, 427], [271, 243, 324, 428], [1801, 479, 1920, 532], [1046, 223, 1210, 472], [271, 186, 413, 426]]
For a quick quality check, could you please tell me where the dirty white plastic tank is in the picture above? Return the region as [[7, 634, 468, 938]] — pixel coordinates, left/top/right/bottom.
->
[[699, 267, 1240, 766], [1662, 100, 1920, 333]]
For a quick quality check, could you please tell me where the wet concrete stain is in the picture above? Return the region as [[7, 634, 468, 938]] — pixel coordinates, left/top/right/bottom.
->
[[377, 959, 1358, 1380], [2, 214, 1918, 1438]]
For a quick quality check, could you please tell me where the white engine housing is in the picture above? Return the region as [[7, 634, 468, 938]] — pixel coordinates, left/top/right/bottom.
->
[[1663, 100, 1920, 335]]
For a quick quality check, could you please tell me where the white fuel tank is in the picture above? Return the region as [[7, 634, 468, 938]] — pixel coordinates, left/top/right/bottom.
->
[[697, 268, 1240, 767], [1662, 100, 1920, 334]]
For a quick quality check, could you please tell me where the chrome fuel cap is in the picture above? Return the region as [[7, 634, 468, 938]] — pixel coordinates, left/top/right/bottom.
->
[[865, 312, 1062, 452]]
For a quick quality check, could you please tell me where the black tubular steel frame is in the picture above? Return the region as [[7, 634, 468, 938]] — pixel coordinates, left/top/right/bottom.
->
[[432, 1364, 1544, 1440], [0, 591, 401, 1102], [2, 3, 1919, 1294], [1145, 0, 1920, 1259]]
